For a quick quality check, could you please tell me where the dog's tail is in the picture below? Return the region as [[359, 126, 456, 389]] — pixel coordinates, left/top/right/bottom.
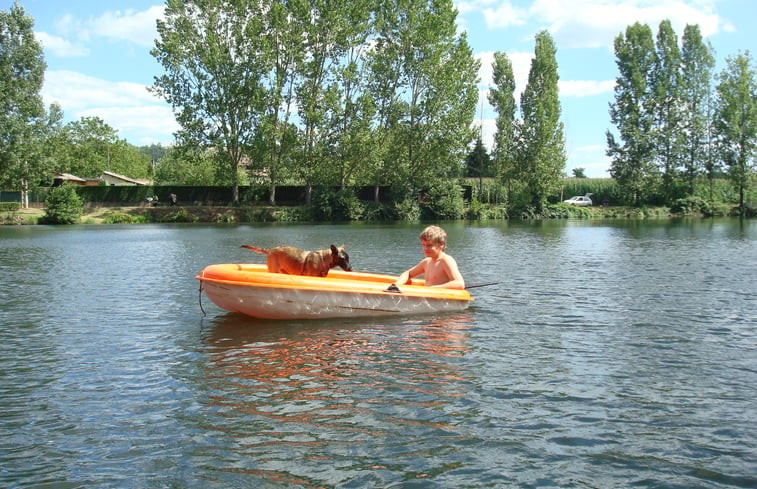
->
[[241, 245, 268, 254]]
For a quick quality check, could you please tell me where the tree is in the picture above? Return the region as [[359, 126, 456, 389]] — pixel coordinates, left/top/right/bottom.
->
[[488, 51, 518, 200], [680, 24, 716, 196], [52, 117, 118, 177], [367, 0, 478, 199], [466, 137, 491, 197], [292, 0, 356, 203], [517, 30, 566, 210], [326, 1, 374, 190], [650, 20, 684, 202], [41, 185, 82, 224], [399, 0, 479, 184], [714, 51, 756, 212], [606, 22, 658, 205], [571, 167, 586, 178], [151, 0, 269, 203], [252, 0, 307, 205], [0, 2, 47, 208], [154, 145, 223, 185]]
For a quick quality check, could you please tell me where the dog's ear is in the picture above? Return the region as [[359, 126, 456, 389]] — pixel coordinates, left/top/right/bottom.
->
[[330, 244, 338, 254]]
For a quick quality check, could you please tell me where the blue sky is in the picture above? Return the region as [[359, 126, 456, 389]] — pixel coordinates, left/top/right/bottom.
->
[[8, 0, 756, 177]]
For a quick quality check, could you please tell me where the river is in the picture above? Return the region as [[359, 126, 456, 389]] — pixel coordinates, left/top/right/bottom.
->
[[1, 219, 755, 488]]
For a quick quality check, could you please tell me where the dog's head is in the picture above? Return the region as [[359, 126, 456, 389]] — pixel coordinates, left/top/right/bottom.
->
[[330, 244, 352, 271]]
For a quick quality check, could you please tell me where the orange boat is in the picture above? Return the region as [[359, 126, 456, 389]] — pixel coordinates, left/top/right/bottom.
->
[[196, 264, 473, 320]]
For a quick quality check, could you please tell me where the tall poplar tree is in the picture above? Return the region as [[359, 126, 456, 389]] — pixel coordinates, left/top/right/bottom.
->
[[0, 2, 47, 207], [650, 20, 684, 202], [714, 51, 756, 211], [487, 51, 517, 201], [151, 0, 269, 203], [607, 22, 657, 204], [680, 24, 716, 195], [517, 30, 565, 210]]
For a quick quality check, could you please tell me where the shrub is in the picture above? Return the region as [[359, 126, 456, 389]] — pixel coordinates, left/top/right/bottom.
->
[[41, 186, 83, 224], [419, 180, 466, 219], [0, 202, 20, 212], [394, 198, 421, 221], [311, 188, 365, 221], [362, 202, 395, 221], [102, 212, 136, 224]]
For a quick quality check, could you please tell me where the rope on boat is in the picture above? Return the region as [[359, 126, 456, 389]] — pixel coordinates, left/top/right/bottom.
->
[[198, 282, 206, 316]]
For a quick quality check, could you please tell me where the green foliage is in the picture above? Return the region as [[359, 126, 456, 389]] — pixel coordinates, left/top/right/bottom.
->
[[311, 188, 365, 221], [361, 202, 395, 221], [571, 167, 587, 178], [488, 51, 518, 185], [607, 22, 657, 205], [0, 201, 20, 211], [419, 180, 466, 219], [467, 199, 507, 220], [547, 203, 594, 219], [516, 30, 566, 209], [714, 51, 757, 210], [669, 196, 733, 216], [394, 199, 421, 221], [238, 206, 277, 222], [49, 117, 151, 179], [154, 146, 227, 186], [41, 185, 82, 224], [0, 3, 49, 192], [466, 138, 493, 177], [467, 179, 508, 204], [102, 212, 139, 224]]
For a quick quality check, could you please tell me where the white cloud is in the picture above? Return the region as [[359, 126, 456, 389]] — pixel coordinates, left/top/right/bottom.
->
[[42, 6, 164, 52], [80, 105, 178, 146], [533, 0, 725, 49], [559, 79, 616, 97], [482, 1, 530, 28], [35, 31, 89, 57], [42, 70, 177, 145], [469, 0, 727, 49], [89, 6, 165, 47], [43, 70, 159, 109]]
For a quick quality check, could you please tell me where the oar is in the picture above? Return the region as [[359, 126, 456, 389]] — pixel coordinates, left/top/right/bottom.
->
[[465, 281, 502, 289], [384, 281, 502, 293]]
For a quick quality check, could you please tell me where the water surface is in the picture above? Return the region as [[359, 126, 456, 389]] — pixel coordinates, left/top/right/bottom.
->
[[1, 219, 755, 488]]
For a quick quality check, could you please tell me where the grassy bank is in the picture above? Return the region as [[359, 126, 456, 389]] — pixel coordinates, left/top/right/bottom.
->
[[3, 201, 742, 226]]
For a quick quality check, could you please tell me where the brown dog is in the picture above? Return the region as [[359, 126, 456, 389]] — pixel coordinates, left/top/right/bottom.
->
[[241, 244, 351, 277]]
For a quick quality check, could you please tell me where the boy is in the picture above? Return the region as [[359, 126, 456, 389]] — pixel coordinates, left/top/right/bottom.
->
[[393, 225, 465, 289]]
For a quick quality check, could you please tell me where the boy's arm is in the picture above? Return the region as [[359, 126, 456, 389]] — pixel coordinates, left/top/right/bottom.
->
[[395, 260, 426, 285]]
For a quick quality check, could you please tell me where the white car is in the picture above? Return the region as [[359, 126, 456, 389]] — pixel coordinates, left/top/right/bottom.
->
[[563, 195, 592, 206]]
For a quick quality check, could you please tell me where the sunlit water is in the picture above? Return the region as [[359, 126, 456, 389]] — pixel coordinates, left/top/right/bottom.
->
[[1, 219, 755, 488]]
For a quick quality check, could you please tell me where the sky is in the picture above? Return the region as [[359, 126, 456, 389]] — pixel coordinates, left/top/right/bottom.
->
[[7, 0, 756, 177]]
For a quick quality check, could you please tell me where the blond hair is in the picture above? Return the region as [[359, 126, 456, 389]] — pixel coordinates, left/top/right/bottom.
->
[[419, 225, 447, 250]]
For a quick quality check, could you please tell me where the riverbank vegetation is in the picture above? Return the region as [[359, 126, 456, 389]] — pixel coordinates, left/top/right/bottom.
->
[[1, 3, 754, 224], [2, 175, 745, 226]]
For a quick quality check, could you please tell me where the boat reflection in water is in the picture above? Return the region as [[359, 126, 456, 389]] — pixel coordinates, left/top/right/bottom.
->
[[195, 313, 474, 486]]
